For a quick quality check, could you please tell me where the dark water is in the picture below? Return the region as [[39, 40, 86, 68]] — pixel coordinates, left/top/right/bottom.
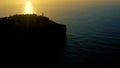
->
[[54, 4, 120, 67]]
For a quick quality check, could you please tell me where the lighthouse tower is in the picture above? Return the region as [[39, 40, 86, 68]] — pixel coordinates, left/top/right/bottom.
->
[[42, 12, 44, 16]]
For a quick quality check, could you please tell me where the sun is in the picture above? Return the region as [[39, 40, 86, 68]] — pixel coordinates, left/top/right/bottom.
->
[[24, 0, 34, 14]]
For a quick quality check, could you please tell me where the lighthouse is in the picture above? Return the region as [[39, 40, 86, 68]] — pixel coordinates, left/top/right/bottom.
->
[[42, 12, 44, 16]]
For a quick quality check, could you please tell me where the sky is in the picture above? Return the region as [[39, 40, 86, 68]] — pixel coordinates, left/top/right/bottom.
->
[[0, 0, 120, 5], [0, 0, 120, 17]]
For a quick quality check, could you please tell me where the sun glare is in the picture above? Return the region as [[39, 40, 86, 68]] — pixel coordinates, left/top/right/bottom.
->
[[24, 0, 34, 14]]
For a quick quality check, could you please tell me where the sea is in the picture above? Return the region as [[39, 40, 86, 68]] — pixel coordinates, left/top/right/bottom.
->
[[48, 3, 120, 67]]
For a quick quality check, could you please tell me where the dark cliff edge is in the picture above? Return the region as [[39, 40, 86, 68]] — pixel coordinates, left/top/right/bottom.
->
[[0, 14, 66, 67]]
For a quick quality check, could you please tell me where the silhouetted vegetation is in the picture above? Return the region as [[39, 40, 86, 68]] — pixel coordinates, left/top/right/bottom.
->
[[0, 14, 66, 67]]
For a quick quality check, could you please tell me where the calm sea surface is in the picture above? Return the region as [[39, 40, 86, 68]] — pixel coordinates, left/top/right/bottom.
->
[[0, 2, 120, 67], [50, 3, 120, 67]]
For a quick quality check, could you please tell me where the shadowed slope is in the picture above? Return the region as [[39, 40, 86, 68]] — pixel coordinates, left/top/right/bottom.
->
[[0, 14, 66, 67]]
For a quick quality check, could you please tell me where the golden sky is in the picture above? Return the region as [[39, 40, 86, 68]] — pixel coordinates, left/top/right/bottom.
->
[[0, 0, 120, 16], [0, 0, 120, 5]]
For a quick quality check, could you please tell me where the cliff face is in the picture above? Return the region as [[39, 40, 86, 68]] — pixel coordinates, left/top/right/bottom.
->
[[0, 14, 66, 43], [0, 14, 66, 67]]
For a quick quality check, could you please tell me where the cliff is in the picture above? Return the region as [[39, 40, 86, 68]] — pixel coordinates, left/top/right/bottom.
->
[[0, 14, 66, 44], [0, 14, 66, 67]]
